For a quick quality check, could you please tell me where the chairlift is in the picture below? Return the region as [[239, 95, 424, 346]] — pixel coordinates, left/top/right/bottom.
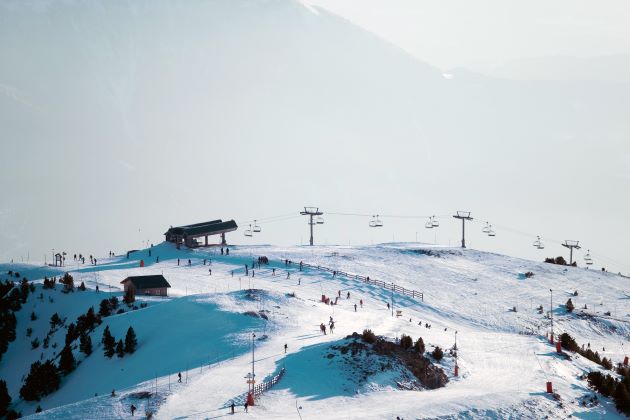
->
[[482, 222, 491, 234], [244, 224, 253, 237], [369, 216, 377, 228], [431, 216, 439, 228], [425, 218, 434, 229], [533, 236, 542, 248], [584, 249, 593, 265], [316, 216, 324, 225], [253, 220, 261, 233], [487, 225, 496, 237], [374, 215, 383, 227]]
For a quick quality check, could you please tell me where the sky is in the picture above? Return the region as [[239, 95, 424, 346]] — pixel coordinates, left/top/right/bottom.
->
[[0, 0, 629, 274]]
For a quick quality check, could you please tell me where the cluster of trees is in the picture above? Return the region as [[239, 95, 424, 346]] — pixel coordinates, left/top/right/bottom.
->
[[42, 276, 57, 289], [560, 333, 614, 370], [0, 276, 35, 362], [544, 256, 577, 267], [587, 367, 630, 416], [99, 296, 121, 317], [19, 360, 60, 401], [102, 326, 137, 358]]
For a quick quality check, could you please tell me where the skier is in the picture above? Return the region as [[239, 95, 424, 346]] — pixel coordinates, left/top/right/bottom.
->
[[272, 268, 276, 276], [360, 299, 363, 307], [244, 402, 248, 413], [209, 268, 212, 276], [346, 291, 350, 299], [320, 323, 327, 335], [111, 389, 116, 397], [387, 302, 390, 310], [203, 259, 206, 265], [338, 290, 341, 297], [178, 372, 182, 383], [177, 258, 180, 266], [226, 248, 229, 255], [131, 404, 136, 416], [298, 278, 301, 285], [148, 249, 151, 257], [287, 271, 290, 279], [354, 303, 357, 312], [284, 343, 288, 353], [188, 259, 191, 266], [230, 402, 235, 414], [156, 256, 159, 263], [96, 285, 99, 293], [330, 321, 335, 333], [221, 247, 224, 255]]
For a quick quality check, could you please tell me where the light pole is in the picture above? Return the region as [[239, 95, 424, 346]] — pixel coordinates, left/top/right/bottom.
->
[[391, 285, 394, 317], [549, 289, 554, 343]]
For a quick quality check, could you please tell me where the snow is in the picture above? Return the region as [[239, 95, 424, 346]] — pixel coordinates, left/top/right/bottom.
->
[[2, 242, 628, 418]]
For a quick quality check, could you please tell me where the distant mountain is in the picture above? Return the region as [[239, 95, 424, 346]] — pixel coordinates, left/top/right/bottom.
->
[[481, 54, 630, 83], [0, 0, 629, 268]]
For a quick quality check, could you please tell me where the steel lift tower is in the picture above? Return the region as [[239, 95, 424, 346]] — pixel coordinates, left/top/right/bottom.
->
[[300, 207, 324, 246], [562, 240, 581, 265], [453, 211, 473, 248]]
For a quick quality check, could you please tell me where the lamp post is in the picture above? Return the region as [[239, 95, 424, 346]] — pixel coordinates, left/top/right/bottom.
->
[[549, 289, 554, 343]]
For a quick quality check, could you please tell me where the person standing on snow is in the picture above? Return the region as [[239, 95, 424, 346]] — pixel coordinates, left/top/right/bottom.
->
[[346, 291, 350, 299], [178, 372, 182, 383], [131, 405, 136, 416], [354, 303, 357, 312]]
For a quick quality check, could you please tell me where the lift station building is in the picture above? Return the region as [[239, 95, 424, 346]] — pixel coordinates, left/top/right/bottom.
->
[[165, 219, 238, 248]]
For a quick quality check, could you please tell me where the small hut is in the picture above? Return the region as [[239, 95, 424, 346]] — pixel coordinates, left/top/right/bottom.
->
[[120, 275, 171, 297]]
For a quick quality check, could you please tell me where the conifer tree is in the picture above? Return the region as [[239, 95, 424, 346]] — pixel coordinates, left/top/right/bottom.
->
[[79, 332, 92, 356], [0, 379, 11, 417], [58, 346, 75, 375], [124, 327, 137, 354], [566, 298, 575, 312], [102, 327, 115, 358], [115, 339, 125, 358]]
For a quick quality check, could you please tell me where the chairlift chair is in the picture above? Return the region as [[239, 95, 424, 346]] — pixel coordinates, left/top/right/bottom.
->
[[584, 250, 593, 265], [374, 215, 383, 227], [253, 220, 261, 233], [482, 222, 491, 234], [316, 216, 324, 225], [487, 225, 496, 237], [425, 218, 434, 229], [244, 224, 253, 237], [533, 236, 542, 248], [369, 216, 377, 228], [431, 216, 439, 228]]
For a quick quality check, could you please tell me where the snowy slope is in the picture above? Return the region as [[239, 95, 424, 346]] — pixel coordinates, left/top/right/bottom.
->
[[2, 242, 628, 418]]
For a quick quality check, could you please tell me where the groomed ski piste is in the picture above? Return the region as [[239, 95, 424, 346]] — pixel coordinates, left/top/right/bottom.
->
[[2, 242, 629, 419]]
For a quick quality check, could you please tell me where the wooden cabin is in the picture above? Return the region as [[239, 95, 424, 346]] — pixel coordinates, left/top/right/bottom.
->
[[120, 275, 171, 297]]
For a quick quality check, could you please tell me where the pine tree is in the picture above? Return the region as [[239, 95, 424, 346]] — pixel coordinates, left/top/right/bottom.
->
[[79, 332, 92, 356], [58, 346, 75, 375], [78, 281, 86, 291], [116, 339, 125, 358], [19, 360, 60, 401], [124, 327, 137, 354], [50, 312, 62, 328], [35, 405, 42, 413], [432, 346, 444, 361], [102, 327, 115, 358], [61, 272, 74, 291], [0, 379, 11, 417], [414, 337, 425, 354], [65, 322, 78, 346], [566, 298, 575, 313], [99, 299, 112, 317]]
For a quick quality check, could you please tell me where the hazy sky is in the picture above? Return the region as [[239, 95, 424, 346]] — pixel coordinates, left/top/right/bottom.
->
[[309, 0, 630, 72], [1, 0, 629, 274]]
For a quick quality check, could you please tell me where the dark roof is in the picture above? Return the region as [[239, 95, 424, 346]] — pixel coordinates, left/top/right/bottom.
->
[[166, 219, 238, 237], [121, 275, 171, 289]]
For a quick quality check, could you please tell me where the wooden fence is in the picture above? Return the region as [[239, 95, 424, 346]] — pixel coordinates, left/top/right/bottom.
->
[[252, 368, 285, 398], [280, 260, 423, 301]]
